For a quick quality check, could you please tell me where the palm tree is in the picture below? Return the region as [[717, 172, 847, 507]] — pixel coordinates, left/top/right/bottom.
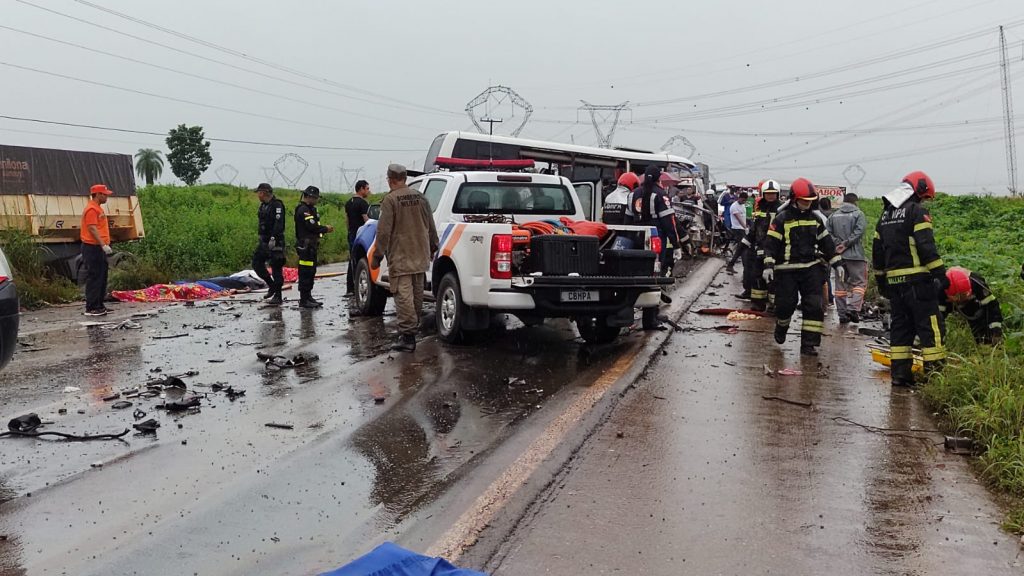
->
[[134, 148, 164, 186]]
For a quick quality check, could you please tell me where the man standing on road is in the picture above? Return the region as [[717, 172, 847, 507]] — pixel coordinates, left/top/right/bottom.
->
[[80, 183, 114, 316], [253, 183, 286, 306], [372, 164, 439, 352], [294, 185, 335, 309], [763, 178, 842, 356], [826, 193, 868, 324], [345, 180, 371, 297], [747, 180, 783, 312], [872, 171, 947, 387], [724, 190, 748, 279]]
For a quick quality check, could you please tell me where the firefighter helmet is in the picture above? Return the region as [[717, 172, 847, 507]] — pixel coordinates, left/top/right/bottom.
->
[[902, 170, 935, 199], [617, 172, 641, 191], [790, 178, 817, 200], [760, 179, 781, 195], [945, 267, 972, 302]]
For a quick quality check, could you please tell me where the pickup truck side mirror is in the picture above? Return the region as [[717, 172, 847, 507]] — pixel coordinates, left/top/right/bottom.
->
[[367, 204, 381, 220]]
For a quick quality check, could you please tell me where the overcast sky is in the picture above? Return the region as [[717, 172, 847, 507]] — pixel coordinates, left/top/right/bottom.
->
[[1, 0, 1023, 196]]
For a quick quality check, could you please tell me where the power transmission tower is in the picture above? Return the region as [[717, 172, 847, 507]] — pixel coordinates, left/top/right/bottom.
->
[[1000, 25, 1019, 196], [843, 164, 867, 194], [338, 164, 364, 191], [661, 135, 697, 158], [579, 101, 630, 148], [261, 166, 276, 186], [465, 86, 533, 137]]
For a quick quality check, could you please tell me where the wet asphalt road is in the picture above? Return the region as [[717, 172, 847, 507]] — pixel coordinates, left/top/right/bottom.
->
[[0, 264, 668, 575], [483, 270, 1023, 575]]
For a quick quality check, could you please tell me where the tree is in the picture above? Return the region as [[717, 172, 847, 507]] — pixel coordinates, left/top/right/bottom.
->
[[165, 124, 212, 186], [134, 148, 164, 186]]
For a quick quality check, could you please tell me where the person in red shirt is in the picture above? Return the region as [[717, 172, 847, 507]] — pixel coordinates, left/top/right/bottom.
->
[[80, 184, 114, 316]]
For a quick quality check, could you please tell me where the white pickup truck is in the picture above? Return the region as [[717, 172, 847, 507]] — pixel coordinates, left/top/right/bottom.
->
[[349, 168, 673, 344]]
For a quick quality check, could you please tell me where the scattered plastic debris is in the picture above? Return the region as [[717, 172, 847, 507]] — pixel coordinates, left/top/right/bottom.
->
[[63, 386, 81, 393], [777, 368, 803, 376], [111, 401, 133, 410], [265, 422, 294, 430], [133, 419, 160, 434]]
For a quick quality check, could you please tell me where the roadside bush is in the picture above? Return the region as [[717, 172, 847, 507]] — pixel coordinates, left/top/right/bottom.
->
[[108, 257, 171, 291], [0, 230, 79, 308]]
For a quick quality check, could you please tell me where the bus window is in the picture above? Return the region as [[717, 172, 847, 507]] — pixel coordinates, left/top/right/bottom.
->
[[574, 182, 595, 220], [423, 134, 447, 172]]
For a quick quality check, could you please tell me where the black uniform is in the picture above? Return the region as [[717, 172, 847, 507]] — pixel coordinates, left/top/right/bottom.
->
[[939, 272, 1003, 344], [625, 186, 676, 273], [872, 195, 946, 383], [253, 196, 286, 297], [344, 195, 369, 293], [295, 202, 330, 302], [764, 205, 840, 349], [747, 196, 782, 310]]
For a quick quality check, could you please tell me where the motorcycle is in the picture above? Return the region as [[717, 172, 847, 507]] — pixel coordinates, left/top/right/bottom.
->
[[672, 197, 718, 257]]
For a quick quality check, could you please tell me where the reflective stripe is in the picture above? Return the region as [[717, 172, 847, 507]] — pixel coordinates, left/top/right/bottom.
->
[[817, 230, 830, 240], [908, 237, 920, 268], [852, 287, 866, 294], [756, 249, 765, 256], [828, 255, 842, 266], [304, 215, 315, 220], [980, 295, 997, 305], [741, 238, 752, 247], [657, 208, 674, 218], [885, 265, 928, 277], [834, 291, 849, 297], [802, 320, 824, 333], [929, 314, 943, 349], [990, 322, 1003, 329], [873, 230, 880, 239], [751, 289, 768, 298], [776, 261, 820, 270], [767, 230, 783, 240], [783, 219, 817, 263], [925, 258, 944, 270], [777, 318, 791, 327], [890, 346, 914, 360], [922, 346, 946, 361], [913, 222, 933, 232], [764, 257, 776, 265], [298, 260, 315, 266]]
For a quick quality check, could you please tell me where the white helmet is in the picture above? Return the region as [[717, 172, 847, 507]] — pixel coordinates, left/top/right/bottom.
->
[[760, 179, 781, 194]]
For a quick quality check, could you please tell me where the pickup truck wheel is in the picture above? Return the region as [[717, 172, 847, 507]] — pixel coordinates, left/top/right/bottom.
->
[[354, 258, 387, 316], [576, 316, 620, 345], [642, 307, 660, 330], [437, 272, 469, 344]]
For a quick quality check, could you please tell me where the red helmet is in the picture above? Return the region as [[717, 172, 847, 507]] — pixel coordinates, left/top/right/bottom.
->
[[617, 172, 641, 191], [902, 170, 935, 199], [945, 267, 972, 302], [790, 178, 817, 200]]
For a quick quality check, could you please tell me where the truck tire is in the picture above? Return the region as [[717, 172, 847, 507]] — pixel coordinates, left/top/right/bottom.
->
[[354, 258, 387, 316], [436, 272, 470, 344], [576, 316, 620, 345], [642, 307, 660, 330]]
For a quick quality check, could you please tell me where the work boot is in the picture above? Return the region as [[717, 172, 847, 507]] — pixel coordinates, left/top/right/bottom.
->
[[725, 265, 737, 275], [848, 311, 860, 324], [774, 325, 787, 344], [262, 289, 276, 300], [800, 345, 818, 356], [891, 378, 918, 389], [750, 300, 767, 312], [391, 333, 416, 352], [736, 290, 751, 300], [298, 298, 322, 309], [265, 293, 283, 307], [838, 313, 850, 325]]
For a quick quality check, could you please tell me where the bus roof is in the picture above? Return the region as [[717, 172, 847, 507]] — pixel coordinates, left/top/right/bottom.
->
[[437, 131, 695, 167]]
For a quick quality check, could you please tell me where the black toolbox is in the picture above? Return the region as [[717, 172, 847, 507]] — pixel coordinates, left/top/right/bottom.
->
[[600, 249, 657, 276], [530, 235, 600, 275]]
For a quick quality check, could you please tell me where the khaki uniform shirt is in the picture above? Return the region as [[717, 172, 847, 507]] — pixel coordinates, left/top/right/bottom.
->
[[374, 185, 439, 275]]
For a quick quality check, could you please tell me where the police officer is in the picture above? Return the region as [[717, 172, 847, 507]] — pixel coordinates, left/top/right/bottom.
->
[[253, 183, 286, 306], [602, 172, 640, 225], [626, 165, 678, 274], [763, 178, 842, 356], [747, 179, 783, 312], [872, 171, 947, 387], [294, 185, 334, 309], [372, 164, 439, 352], [940, 266, 1002, 345]]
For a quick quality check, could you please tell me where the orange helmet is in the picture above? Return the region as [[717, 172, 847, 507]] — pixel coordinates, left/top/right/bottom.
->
[[945, 267, 972, 302], [902, 170, 935, 199], [617, 172, 641, 191], [790, 178, 817, 200]]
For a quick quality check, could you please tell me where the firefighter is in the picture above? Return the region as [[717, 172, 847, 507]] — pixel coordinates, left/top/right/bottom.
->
[[872, 171, 947, 387], [940, 267, 1003, 344], [294, 185, 335, 309], [747, 179, 783, 312], [252, 183, 286, 306], [763, 178, 842, 356], [602, 172, 640, 225], [626, 165, 678, 274]]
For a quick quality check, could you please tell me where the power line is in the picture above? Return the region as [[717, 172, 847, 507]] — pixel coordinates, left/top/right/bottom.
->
[[0, 61, 422, 141], [68, 0, 462, 118], [621, 117, 1005, 137], [0, 24, 436, 133], [0, 115, 424, 152], [13, 0, 460, 119]]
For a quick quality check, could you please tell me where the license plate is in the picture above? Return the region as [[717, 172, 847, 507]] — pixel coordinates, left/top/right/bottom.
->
[[560, 289, 599, 303]]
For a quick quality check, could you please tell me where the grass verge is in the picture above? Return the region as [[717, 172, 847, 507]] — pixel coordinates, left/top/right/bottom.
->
[[0, 230, 79, 308]]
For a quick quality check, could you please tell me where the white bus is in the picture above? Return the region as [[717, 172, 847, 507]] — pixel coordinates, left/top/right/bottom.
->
[[422, 131, 699, 221]]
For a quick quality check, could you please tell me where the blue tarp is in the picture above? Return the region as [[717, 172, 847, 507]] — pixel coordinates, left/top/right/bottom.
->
[[320, 542, 487, 576]]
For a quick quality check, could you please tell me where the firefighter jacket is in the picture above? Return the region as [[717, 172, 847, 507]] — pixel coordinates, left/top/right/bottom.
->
[[374, 185, 440, 276], [257, 197, 286, 245], [744, 197, 782, 256], [602, 185, 631, 225], [938, 272, 1003, 335], [625, 186, 676, 244], [763, 205, 840, 272], [294, 202, 328, 251], [871, 186, 944, 286]]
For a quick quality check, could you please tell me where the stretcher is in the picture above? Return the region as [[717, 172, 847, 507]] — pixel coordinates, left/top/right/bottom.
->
[[868, 344, 923, 373]]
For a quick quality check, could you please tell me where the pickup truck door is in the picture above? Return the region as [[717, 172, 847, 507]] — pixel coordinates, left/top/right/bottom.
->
[[420, 178, 449, 292], [572, 182, 598, 221]]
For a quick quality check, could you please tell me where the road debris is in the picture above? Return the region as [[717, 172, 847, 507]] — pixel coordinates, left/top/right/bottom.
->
[[102, 393, 121, 401], [763, 364, 775, 377], [63, 386, 81, 393], [257, 351, 319, 370], [265, 422, 294, 430], [111, 401, 133, 410], [777, 368, 803, 376], [133, 419, 160, 435], [944, 436, 978, 455], [762, 395, 813, 408], [152, 333, 189, 340], [157, 396, 202, 412]]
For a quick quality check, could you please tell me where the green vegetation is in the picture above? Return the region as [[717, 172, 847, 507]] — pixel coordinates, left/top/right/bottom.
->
[[0, 230, 78, 308], [134, 148, 164, 186], [165, 125, 212, 186], [860, 194, 1024, 530]]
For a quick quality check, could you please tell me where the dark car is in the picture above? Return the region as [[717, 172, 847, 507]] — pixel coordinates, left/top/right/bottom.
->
[[0, 246, 19, 370]]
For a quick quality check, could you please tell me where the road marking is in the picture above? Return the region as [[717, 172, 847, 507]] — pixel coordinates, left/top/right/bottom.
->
[[426, 347, 640, 561]]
